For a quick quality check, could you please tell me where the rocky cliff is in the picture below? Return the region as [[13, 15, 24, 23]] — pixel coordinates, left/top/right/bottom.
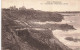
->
[[2, 8, 73, 50]]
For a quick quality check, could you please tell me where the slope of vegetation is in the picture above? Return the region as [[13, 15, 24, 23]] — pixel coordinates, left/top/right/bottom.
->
[[2, 8, 73, 50], [2, 8, 64, 22]]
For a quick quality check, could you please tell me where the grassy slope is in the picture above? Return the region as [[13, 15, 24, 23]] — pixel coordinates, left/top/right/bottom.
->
[[2, 9, 64, 22], [2, 9, 73, 50]]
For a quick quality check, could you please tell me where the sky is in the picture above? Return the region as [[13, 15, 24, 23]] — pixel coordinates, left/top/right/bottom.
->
[[2, 0, 80, 12]]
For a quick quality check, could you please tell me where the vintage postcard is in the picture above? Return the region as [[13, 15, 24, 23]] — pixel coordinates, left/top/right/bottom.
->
[[2, 0, 80, 50]]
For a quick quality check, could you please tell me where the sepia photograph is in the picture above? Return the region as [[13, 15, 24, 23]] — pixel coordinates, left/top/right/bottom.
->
[[1, 0, 80, 50]]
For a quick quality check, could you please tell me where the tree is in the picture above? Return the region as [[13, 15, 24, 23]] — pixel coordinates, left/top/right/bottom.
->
[[9, 6, 18, 10], [19, 6, 26, 10]]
